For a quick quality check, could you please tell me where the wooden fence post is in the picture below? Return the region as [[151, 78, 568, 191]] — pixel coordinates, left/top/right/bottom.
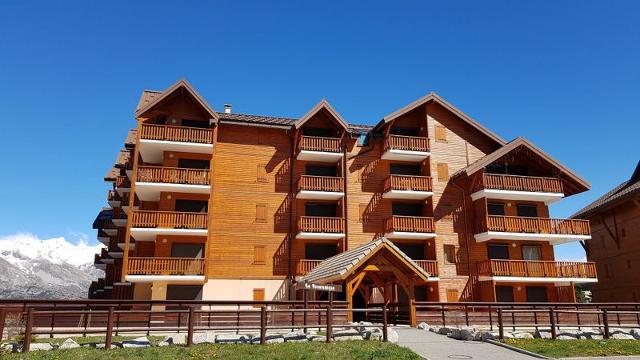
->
[[497, 308, 504, 340], [603, 309, 610, 339], [303, 290, 308, 334], [382, 305, 388, 342], [464, 304, 469, 326], [260, 306, 267, 345], [187, 306, 195, 347], [82, 304, 89, 337], [105, 307, 114, 350], [22, 308, 33, 353], [549, 308, 556, 339], [0, 308, 5, 342], [325, 305, 332, 343]]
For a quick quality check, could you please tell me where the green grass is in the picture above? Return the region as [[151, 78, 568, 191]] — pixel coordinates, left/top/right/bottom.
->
[[1, 341, 421, 360], [504, 339, 640, 358]]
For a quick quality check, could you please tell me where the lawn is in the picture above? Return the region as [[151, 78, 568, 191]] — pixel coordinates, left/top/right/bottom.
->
[[504, 339, 640, 358], [2, 341, 421, 360]]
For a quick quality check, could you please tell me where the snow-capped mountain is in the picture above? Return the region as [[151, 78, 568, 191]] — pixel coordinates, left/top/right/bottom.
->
[[0, 233, 104, 299]]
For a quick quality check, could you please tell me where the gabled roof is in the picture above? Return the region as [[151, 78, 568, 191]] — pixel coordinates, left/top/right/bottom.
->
[[134, 79, 219, 121], [295, 99, 349, 131], [104, 166, 119, 182], [572, 161, 640, 219], [124, 129, 137, 148], [375, 92, 506, 146], [453, 137, 590, 194], [301, 238, 431, 284]]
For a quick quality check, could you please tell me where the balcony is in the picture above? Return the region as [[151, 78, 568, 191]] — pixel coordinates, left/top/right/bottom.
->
[[139, 124, 214, 163], [296, 216, 345, 240], [297, 259, 323, 276], [129, 210, 209, 241], [477, 259, 598, 283], [414, 260, 439, 279], [94, 254, 106, 270], [126, 257, 205, 283], [381, 135, 430, 162], [135, 166, 211, 201], [296, 136, 343, 162], [99, 248, 114, 264], [471, 174, 564, 204], [107, 190, 120, 208], [296, 175, 344, 200], [475, 215, 591, 244], [382, 175, 433, 200], [384, 216, 436, 239], [115, 176, 130, 195]]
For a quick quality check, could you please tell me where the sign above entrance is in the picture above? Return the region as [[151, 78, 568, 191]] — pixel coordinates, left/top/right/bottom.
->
[[295, 282, 342, 292]]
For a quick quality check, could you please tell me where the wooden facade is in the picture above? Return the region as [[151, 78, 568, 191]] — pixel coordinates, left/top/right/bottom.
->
[[90, 79, 595, 318]]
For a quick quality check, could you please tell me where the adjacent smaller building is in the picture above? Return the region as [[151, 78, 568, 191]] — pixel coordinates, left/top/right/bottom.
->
[[572, 161, 640, 302]]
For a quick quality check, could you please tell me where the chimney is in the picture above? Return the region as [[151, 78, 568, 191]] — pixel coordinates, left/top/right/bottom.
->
[[224, 104, 232, 114]]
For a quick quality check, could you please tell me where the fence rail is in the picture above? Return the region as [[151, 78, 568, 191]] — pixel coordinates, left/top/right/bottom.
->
[[486, 215, 591, 235], [478, 259, 597, 278], [130, 210, 208, 229], [414, 260, 438, 277], [298, 136, 341, 153], [127, 257, 205, 276], [384, 215, 434, 233], [140, 124, 213, 144], [298, 216, 345, 233], [384, 135, 430, 152], [297, 175, 344, 192], [384, 175, 432, 192], [474, 173, 563, 193], [137, 166, 210, 185]]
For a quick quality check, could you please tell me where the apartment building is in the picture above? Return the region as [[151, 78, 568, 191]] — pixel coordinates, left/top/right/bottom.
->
[[572, 161, 640, 302], [89, 79, 597, 314]]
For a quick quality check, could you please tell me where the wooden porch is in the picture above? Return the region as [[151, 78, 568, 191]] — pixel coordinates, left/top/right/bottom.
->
[[140, 123, 214, 144]]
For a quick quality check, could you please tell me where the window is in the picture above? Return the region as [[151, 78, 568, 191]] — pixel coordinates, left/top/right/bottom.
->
[[435, 125, 447, 142], [254, 246, 266, 264], [167, 285, 203, 301], [496, 286, 514, 302], [305, 243, 338, 260], [178, 158, 210, 169], [446, 289, 459, 302], [171, 243, 204, 258], [392, 202, 422, 216], [522, 245, 542, 261], [487, 244, 510, 260], [397, 244, 426, 260], [256, 204, 267, 223], [306, 165, 337, 176], [390, 163, 421, 176], [444, 245, 456, 263], [487, 203, 505, 216], [175, 200, 208, 213], [253, 288, 265, 307], [437, 163, 449, 182], [526, 287, 548, 302], [517, 204, 538, 217], [358, 203, 367, 223], [257, 164, 267, 182]]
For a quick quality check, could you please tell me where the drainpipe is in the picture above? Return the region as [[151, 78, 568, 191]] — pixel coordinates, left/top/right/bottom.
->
[[451, 178, 474, 302]]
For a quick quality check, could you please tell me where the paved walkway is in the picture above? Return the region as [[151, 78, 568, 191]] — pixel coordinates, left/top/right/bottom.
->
[[394, 327, 538, 360]]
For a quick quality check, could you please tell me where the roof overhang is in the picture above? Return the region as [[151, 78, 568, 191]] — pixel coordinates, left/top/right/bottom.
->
[[135, 79, 219, 122], [295, 99, 349, 131]]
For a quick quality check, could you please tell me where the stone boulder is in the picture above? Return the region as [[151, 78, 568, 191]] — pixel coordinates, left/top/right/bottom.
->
[[216, 333, 250, 344], [534, 329, 552, 339], [308, 335, 327, 342], [610, 331, 635, 340], [630, 328, 640, 340], [193, 331, 216, 344], [1, 343, 16, 354], [387, 328, 399, 344], [362, 328, 383, 341], [121, 337, 151, 348], [162, 333, 187, 345], [58, 338, 80, 350], [333, 329, 362, 341], [29, 343, 53, 352], [512, 331, 534, 339], [284, 331, 308, 343], [417, 322, 429, 330], [438, 327, 453, 335]]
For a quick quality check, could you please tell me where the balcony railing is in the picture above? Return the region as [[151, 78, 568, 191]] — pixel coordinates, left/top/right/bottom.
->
[[297, 175, 344, 192], [140, 123, 213, 144], [298, 216, 345, 233], [298, 136, 341, 153], [473, 173, 563, 194], [116, 176, 130, 188], [130, 210, 208, 229], [384, 216, 435, 233], [137, 166, 210, 185], [384, 175, 432, 192], [384, 135, 430, 153], [414, 260, 438, 277], [485, 215, 590, 235], [477, 259, 597, 279], [127, 257, 205, 276], [297, 259, 323, 275]]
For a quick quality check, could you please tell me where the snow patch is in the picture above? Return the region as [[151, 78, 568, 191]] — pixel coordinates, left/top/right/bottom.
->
[[0, 233, 103, 269]]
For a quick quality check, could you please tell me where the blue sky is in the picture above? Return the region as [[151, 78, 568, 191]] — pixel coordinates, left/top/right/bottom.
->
[[0, 1, 638, 260]]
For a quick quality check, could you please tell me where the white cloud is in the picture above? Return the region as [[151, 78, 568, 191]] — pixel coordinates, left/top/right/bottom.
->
[[0, 232, 103, 268]]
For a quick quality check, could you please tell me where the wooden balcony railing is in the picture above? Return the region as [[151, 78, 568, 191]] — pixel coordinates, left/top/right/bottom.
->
[[127, 257, 205, 276], [414, 260, 438, 277], [298, 136, 341, 153], [137, 166, 211, 185], [485, 215, 591, 235], [298, 216, 345, 233], [477, 259, 597, 279], [385, 216, 434, 233], [297, 175, 344, 192], [384, 175, 432, 192], [384, 135, 430, 153], [140, 123, 213, 144], [116, 175, 130, 188], [473, 173, 563, 194], [130, 210, 208, 229], [297, 259, 323, 275]]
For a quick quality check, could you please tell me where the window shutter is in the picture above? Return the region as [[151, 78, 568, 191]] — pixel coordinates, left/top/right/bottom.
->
[[444, 245, 457, 263], [446, 289, 459, 302], [257, 164, 267, 182], [435, 125, 447, 142], [358, 203, 367, 223], [256, 204, 267, 223], [254, 246, 266, 264], [437, 163, 449, 182], [253, 288, 265, 307]]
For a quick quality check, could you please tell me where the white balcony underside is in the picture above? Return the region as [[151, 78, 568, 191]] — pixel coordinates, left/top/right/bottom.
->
[[475, 231, 591, 244], [125, 275, 205, 283], [296, 150, 343, 163], [480, 276, 598, 283], [103, 229, 117, 236], [115, 187, 130, 196], [470, 189, 564, 204], [94, 264, 106, 270], [117, 243, 136, 251], [135, 182, 211, 201], [382, 190, 433, 200], [97, 237, 110, 245], [108, 200, 121, 208], [101, 259, 114, 264], [130, 228, 208, 241], [296, 232, 345, 240], [296, 190, 345, 200], [112, 219, 128, 227], [385, 231, 437, 240], [139, 139, 213, 164], [381, 149, 430, 162], [108, 251, 123, 258]]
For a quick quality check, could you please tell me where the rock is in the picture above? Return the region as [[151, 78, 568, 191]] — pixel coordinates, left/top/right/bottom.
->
[[29, 343, 53, 351], [448, 327, 478, 341], [429, 326, 441, 333], [387, 328, 399, 344], [534, 329, 552, 339], [250, 334, 285, 344], [163, 333, 187, 345], [417, 322, 429, 330], [611, 331, 635, 340], [362, 328, 383, 341], [630, 328, 640, 340], [157, 341, 170, 347], [308, 335, 326, 342], [284, 331, 308, 342], [1, 343, 16, 354], [95, 343, 106, 349], [512, 332, 534, 339], [121, 337, 151, 348], [501, 332, 515, 339], [354, 321, 375, 333], [193, 331, 216, 344], [479, 331, 497, 341], [333, 329, 362, 341], [58, 338, 80, 350], [438, 327, 453, 335], [216, 333, 250, 344]]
